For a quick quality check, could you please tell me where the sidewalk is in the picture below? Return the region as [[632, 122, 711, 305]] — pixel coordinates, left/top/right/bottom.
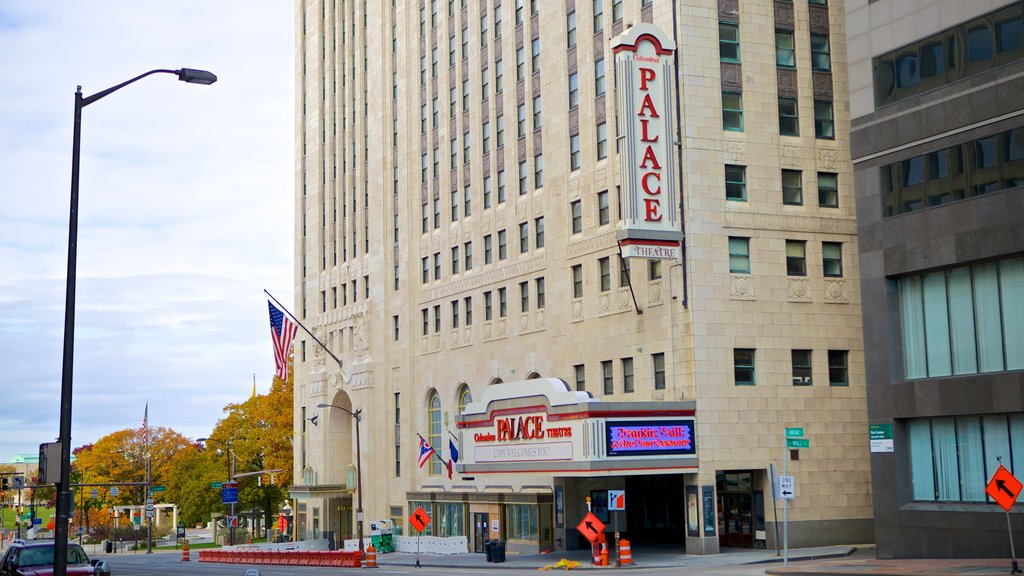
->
[[376, 544, 1021, 575]]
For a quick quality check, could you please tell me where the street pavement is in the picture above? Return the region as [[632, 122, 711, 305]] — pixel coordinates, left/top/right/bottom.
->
[[30, 542, 1024, 575]]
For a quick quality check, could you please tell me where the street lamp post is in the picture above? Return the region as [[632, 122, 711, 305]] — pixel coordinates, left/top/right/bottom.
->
[[54, 68, 215, 576], [316, 403, 364, 557]]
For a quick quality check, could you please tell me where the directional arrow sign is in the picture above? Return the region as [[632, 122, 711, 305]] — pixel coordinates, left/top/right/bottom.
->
[[576, 511, 606, 543], [986, 465, 1023, 512], [778, 475, 795, 500], [409, 505, 431, 533]]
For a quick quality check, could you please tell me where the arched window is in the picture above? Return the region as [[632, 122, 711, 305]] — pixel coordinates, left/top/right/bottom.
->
[[457, 385, 473, 415], [428, 391, 442, 475], [525, 371, 541, 379]]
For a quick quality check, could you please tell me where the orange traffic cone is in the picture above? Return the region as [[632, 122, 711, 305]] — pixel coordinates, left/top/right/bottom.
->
[[365, 544, 377, 568], [619, 539, 632, 565], [181, 540, 190, 562]]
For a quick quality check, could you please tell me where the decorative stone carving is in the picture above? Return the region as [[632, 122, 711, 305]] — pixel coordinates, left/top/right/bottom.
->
[[789, 278, 810, 300], [731, 275, 754, 299], [619, 288, 632, 311], [648, 281, 663, 306], [484, 322, 492, 339], [569, 178, 581, 199], [571, 299, 583, 321], [824, 279, 847, 302], [725, 141, 745, 162], [780, 146, 801, 167], [497, 319, 506, 337], [353, 312, 369, 357], [598, 293, 610, 313], [817, 149, 837, 170], [519, 313, 529, 332], [536, 310, 545, 328]]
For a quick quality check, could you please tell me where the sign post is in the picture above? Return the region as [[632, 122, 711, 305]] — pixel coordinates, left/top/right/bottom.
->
[[608, 490, 625, 566], [986, 459, 1023, 574], [781, 426, 807, 566], [409, 506, 431, 568]]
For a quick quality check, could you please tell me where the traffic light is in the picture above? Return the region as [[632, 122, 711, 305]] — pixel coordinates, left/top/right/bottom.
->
[[1, 477, 8, 490]]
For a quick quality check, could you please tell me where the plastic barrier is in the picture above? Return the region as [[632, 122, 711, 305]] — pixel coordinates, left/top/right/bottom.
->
[[619, 538, 632, 566]]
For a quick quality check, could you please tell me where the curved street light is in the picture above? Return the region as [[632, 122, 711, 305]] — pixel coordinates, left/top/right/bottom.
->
[[317, 403, 364, 557], [55, 67, 216, 576]]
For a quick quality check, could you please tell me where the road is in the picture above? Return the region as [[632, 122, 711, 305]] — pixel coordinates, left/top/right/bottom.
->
[[98, 551, 871, 576]]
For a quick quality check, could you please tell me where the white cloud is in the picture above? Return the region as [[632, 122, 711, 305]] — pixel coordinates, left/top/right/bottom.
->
[[0, 1, 294, 460]]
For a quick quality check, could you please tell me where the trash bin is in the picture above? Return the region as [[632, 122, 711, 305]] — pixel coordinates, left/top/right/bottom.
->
[[492, 541, 506, 563], [105, 541, 113, 554], [484, 540, 493, 562]]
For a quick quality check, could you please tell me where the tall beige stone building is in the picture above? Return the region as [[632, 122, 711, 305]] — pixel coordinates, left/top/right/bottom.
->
[[291, 0, 872, 554]]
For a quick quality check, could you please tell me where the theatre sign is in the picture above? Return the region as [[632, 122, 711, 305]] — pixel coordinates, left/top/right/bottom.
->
[[457, 379, 697, 475], [613, 24, 684, 261]]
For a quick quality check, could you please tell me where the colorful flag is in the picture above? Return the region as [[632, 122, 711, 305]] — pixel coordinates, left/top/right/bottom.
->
[[446, 458, 454, 479], [268, 301, 298, 380], [418, 436, 435, 468], [449, 437, 459, 464]]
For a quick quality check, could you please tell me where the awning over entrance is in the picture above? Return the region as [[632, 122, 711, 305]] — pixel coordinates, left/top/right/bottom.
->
[[456, 378, 697, 476]]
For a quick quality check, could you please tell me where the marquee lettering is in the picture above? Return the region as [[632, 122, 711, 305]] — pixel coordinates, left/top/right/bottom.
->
[[635, 65, 663, 223]]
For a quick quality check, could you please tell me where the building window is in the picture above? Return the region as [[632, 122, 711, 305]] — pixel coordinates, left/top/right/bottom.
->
[[428, 392, 442, 475], [496, 59, 504, 93], [535, 216, 545, 249], [571, 200, 583, 234], [515, 0, 523, 24], [574, 364, 586, 391], [611, 0, 622, 23], [517, 103, 526, 137], [518, 160, 527, 194], [451, 189, 459, 221], [622, 357, 634, 393], [464, 295, 473, 325], [536, 276, 546, 308], [458, 386, 473, 415], [599, 257, 611, 292], [602, 360, 614, 394], [818, 172, 839, 207], [533, 95, 542, 131], [593, 0, 603, 32], [451, 300, 460, 328], [595, 58, 606, 96], [421, 257, 430, 284], [464, 241, 473, 270], [519, 222, 530, 253], [653, 352, 666, 390], [506, 504, 538, 541], [482, 122, 490, 154], [619, 257, 630, 287], [649, 260, 662, 280], [433, 197, 441, 228], [570, 134, 581, 171], [497, 169, 506, 203], [776, 30, 796, 67], [734, 349, 756, 385], [828, 350, 848, 386], [900, 257, 1024, 379], [814, 100, 835, 139], [393, 315, 400, 341], [451, 245, 461, 274], [433, 252, 441, 280], [729, 237, 750, 274], [786, 240, 807, 276], [534, 154, 544, 188], [567, 11, 577, 48], [531, 38, 541, 73], [421, 309, 429, 335], [782, 169, 803, 205], [598, 190, 610, 224], [720, 23, 740, 62], [516, 47, 525, 81], [498, 287, 507, 317], [779, 97, 799, 136], [597, 122, 608, 160], [484, 234, 493, 264], [498, 229, 507, 260], [822, 242, 843, 277], [572, 264, 583, 298], [792, 350, 813, 385], [569, 72, 579, 108], [520, 281, 529, 312], [433, 305, 441, 333], [722, 91, 744, 131], [484, 290, 493, 320], [810, 34, 831, 71], [725, 165, 746, 201], [908, 414, 1024, 502]]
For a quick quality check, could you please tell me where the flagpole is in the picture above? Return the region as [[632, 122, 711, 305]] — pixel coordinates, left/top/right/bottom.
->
[[265, 290, 344, 371]]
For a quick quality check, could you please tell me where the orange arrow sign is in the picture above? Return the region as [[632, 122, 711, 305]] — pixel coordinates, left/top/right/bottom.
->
[[576, 512, 605, 543], [409, 505, 431, 533], [986, 465, 1022, 512]]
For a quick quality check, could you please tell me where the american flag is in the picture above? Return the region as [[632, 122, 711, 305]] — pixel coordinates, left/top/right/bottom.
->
[[268, 301, 298, 380]]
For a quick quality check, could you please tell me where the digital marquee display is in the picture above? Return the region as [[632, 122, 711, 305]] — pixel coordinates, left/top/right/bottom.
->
[[605, 419, 696, 457]]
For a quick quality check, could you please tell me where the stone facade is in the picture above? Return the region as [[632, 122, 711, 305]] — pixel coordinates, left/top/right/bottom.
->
[[293, 0, 870, 553]]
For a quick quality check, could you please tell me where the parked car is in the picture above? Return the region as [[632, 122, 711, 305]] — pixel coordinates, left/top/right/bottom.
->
[[0, 540, 108, 576]]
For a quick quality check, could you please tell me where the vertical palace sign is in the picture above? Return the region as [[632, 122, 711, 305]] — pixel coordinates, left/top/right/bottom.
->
[[613, 24, 683, 260]]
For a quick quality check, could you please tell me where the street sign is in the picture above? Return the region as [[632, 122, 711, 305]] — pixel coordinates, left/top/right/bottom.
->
[[11, 476, 24, 489], [869, 424, 894, 453], [150, 485, 166, 493], [786, 438, 810, 449], [227, 515, 239, 528], [90, 489, 98, 499], [608, 490, 626, 511], [221, 482, 239, 504], [784, 427, 805, 438], [986, 465, 1023, 512], [576, 512, 606, 543], [145, 503, 155, 512], [110, 487, 119, 496], [211, 482, 223, 489], [146, 498, 154, 505], [409, 506, 431, 533], [146, 510, 154, 518], [778, 475, 795, 500]]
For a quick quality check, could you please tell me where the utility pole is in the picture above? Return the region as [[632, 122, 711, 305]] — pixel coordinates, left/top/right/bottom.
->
[[145, 454, 152, 553]]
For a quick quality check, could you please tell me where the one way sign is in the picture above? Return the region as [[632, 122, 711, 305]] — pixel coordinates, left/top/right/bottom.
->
[[777, 475, 795, 500]]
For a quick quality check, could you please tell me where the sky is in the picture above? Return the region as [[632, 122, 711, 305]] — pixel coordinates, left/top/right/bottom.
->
[[0, 2, 295, 461]]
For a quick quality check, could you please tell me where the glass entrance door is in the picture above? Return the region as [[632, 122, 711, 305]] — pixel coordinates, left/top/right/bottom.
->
[[473, 513, 489, 553]]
